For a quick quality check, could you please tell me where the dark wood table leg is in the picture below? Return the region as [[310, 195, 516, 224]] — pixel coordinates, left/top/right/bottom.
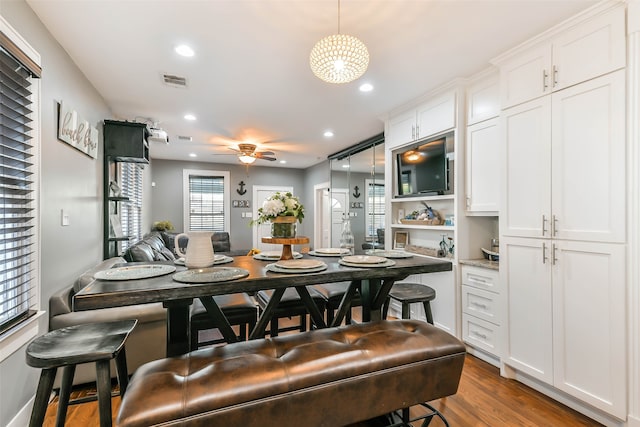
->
[[372, 279, 395, 321], [250, 288, 285, 340], [163, 298, 193, 357], [295, 286, 327, 329], [198, 296, 238, 344], [361, 279, 372, 322], [331, 280, 360, 327]]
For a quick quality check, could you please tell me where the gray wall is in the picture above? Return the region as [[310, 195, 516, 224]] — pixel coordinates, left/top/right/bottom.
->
[[1, 1, 113, 425], [150, 159, 307, 251]]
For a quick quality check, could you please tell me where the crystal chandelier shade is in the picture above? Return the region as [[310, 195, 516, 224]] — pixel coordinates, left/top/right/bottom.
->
[[310, 34, 369, 84]]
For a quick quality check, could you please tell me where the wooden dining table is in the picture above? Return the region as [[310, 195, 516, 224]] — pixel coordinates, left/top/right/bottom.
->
[[73, 254, 452, 357]]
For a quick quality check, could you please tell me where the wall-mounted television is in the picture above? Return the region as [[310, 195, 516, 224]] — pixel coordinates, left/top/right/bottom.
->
[[396, 131, 453, 197]]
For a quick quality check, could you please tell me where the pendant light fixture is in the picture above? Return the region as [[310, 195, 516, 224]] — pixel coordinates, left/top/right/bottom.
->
[[309, 0, 369, 84]]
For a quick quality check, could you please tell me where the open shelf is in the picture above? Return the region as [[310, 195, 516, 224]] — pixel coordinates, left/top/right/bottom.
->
[[391, 224, 455, 231]]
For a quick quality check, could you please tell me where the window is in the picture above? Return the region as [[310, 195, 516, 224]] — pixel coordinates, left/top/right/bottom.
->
[[0, 24, 42, 335], [365, 179, 385, 239], [183, 170, 230, 232], [119, 162, 143, 251]]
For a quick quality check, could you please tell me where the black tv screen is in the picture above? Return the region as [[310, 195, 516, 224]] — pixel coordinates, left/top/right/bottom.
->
[[396, 132, 450, 196]]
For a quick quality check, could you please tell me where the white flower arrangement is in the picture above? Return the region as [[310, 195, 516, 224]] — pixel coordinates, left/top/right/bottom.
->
[[251, 192, 305, 225]]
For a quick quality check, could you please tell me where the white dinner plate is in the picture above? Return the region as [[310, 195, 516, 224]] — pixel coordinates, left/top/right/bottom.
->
[[172, 267, 249, 283], [94, 264, 176, 281], [274, 259, 325, 269], [364, 250, 413, 259], [342, 255, 387, 264], [266, 263, 328, 274], [253, 251, 302, 261], [339, 259, 396, 268], [314, 248, 350, 255], [175, 255, 232, 266]]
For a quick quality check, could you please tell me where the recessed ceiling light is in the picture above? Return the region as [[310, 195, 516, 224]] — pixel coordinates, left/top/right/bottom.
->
[[359, 83, 374, 92], [175, 45, 194, 57], [323, 130, 334, 138], [189, 153, 197, 158], [280, 160, 287, 164], [184, 114, 196, 121]]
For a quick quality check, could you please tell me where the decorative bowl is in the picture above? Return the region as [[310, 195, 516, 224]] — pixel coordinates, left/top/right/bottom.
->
[[481, 248, 499, 262]]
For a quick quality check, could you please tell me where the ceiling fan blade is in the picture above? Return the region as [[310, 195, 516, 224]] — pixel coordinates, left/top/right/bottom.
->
[[258, 155, 277, 161], [256, 150, 275, 156]]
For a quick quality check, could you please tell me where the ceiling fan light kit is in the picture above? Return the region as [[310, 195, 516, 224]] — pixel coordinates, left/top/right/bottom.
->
[[310, 0, 369, 84], [238, 154, 257, 164]]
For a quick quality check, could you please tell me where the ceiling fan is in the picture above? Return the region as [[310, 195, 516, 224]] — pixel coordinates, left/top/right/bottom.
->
[[229, 143, 277, 164]]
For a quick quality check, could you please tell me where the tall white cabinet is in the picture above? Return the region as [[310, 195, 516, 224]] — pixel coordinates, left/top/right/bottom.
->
[[496, 1, 627, 421]]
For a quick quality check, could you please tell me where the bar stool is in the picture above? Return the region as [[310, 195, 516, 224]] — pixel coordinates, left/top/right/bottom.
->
[[383, 282, 436, 324], [256, 288, 327, 337], [313, 282, 361, 325], [190, 293, 257, 350], [26, 319, 137, 427]]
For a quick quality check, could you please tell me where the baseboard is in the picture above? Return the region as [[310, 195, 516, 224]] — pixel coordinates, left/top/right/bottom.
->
[[628, 415, 640, 427], [7, 395, 34, 427]]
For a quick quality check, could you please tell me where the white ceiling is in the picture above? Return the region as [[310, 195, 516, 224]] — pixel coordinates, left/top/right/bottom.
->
[[26, 0, 596, 169]]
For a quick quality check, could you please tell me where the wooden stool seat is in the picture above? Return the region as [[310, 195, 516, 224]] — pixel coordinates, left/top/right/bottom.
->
[[384, 282, 436, 324], [26, 319, 137, 427]]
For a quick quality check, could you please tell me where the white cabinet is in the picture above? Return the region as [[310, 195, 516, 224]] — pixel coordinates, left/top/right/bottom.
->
[[465, 118, 499, 215], [502, 70, 625, 243], [502, 237, 627, 418], [386, 91, 456, 149], [466, 72, 500, 125], [499, 5, 625, 109], [461, 265, 501, 361]]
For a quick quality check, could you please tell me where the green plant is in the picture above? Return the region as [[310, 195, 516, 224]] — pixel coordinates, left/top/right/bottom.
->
[[152, 220, 174, 231], [251, 192, 304, 225]]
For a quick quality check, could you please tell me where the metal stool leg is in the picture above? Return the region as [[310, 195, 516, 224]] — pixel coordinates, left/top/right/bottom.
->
[[423, 301, 434, 325], [95, 360, 113, 427], [56, 365, 76, 427], [115, 348, 129, 397], [401, 302, 411, 319], [29, 368, 57, 427]]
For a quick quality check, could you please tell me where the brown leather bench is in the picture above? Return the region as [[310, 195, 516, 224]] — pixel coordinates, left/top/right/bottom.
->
[[116, 319, 466, 427]]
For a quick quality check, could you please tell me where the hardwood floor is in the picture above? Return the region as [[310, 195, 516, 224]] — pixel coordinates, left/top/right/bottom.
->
[[42, 353, 601, 426]]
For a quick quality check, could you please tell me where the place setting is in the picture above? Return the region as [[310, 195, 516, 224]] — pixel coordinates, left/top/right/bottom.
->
[[172, 267, 250, 283], [93, 264, 177, 281], [265, 259, 328, 274], [253, 250, 303, 261], [308, 247, 351, 257], [338, 255, 396, 268], [364, 249, 413, 259], [174, 254, 234, 266]]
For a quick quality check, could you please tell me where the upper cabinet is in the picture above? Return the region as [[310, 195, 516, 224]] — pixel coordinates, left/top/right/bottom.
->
[[497, 5, 626, 109], [104, 120, 150, 163], [466, 72, 500, 126], [386, 91, 457, 150]]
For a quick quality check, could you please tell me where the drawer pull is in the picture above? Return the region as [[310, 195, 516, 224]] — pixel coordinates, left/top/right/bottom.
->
[[471, 302, 489, 309], [469, 276, 487, 284], [472, 331, 488, 340]]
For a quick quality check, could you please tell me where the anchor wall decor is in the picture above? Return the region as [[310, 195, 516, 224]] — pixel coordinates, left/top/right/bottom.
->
[[352, 186, 361, 198], [237, 181, 247, 195]]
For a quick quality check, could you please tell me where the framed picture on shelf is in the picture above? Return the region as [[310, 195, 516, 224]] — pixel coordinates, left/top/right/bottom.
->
[[110, 214, 123, 238], [394, 231, 409, 249]]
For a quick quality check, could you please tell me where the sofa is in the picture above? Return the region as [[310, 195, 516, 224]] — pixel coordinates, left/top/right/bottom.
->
[[48, 231, 247, 386]]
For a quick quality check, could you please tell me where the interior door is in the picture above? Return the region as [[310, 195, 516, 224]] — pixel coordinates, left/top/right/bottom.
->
[[327, 189, 348, 248], [253, 185, 293, 251]]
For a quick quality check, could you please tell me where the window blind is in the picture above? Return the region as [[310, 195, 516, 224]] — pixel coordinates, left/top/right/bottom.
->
[[366, 182, 385, 238], [0, 45, 37, 334], [119, 162, 143, 252], [189, 175, 225, 231]]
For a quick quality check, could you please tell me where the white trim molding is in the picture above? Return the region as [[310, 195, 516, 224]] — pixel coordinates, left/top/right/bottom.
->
[[627, 1, 640, 426]]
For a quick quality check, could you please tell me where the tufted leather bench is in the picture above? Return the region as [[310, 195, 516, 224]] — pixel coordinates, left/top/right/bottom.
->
[[116, 320, 466, 427]]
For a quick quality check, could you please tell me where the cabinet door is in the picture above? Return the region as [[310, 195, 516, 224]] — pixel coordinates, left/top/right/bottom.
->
[[552, 6, 626, 92], [551, 71, 625, 243], [501, 97, 551, 238], [502, 237, 553, 383], [387, 110, 416, 149], [467, 73, 499, 125], [466, 118, 499, 214], [551, 241, 626, 418], [416, 92, 456, 139], [418, 270, 457, 336], [500, 43, 552, 109]]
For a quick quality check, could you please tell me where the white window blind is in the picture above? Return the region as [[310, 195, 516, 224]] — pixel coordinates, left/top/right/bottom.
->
[[365, 180, 385, 238], [0, 43, 39, 334], [189, 175, 225, 231], [119, 162, 143, 252]]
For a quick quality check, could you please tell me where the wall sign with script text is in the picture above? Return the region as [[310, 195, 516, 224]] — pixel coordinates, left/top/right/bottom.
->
[[57, 101, 99, 159]]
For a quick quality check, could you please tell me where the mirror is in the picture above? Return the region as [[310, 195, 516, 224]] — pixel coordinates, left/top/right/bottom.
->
[[328, 136, 385, 252]]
